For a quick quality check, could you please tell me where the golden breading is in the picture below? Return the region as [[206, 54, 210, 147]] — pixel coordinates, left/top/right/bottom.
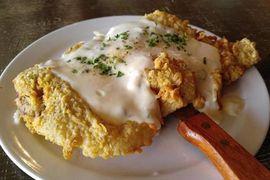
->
[[146, 10, 260, 85], [218, 38, 259, 84], [195, 30, 259, 85], [145, 53, 204, 116], [145, 10, 196, 36], [13, 66, 157, 159], [13, 10, 260, 160]]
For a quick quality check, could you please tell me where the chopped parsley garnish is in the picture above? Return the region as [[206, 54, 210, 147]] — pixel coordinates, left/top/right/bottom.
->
[[120, 31, 129, 40], [114, 31, 129, 40], [82, 56, 87, 62], [76, 57, 82, 60], [145, 31, 188, 50], [95, 54, 107, 62], [147, 32, 160, 47], [72, 54, 126, 77], [162, 33, 187, 49], [75, 56, 88, 64], [203, 57, 207, 64], [67, 59, 71, 63], [100, 42, 107, 50], [116, 71, 125, 77], [72, 69, 78, 74], [94, 62, 113, 75], [86, 59, 94, 65], [124, 45, 133, 49], [68, 29, 189, 77]]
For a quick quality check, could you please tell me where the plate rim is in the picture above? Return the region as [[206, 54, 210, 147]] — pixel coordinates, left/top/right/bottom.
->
[[0, 15, 269, 180]]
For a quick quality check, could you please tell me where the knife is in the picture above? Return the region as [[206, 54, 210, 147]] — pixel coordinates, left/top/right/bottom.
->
[[178, 110, 270, 179]]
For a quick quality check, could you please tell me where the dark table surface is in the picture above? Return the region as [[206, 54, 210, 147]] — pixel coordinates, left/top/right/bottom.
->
[[0, 0, 270, 179]]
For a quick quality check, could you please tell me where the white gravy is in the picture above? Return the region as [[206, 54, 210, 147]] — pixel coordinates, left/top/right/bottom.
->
[[41, 18, 221, 129]]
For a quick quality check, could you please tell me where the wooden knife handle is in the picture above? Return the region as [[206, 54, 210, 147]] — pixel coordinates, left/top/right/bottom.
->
[[178, 113, 270, 180]]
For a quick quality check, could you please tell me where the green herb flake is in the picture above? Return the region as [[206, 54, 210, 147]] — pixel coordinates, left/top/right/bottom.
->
[[115, 34, 120, 39], [72, 69, 78, 74], [162, 33, 188, 49], [116, 71, 125, 77], [95, 62, 113, 75], [72, 54, 126, 77], [76, 57, 82, 61], [94, 54, 108, 63], [75, 56, 88, 63], [81, 56, 87, 63], [67, 59, 71, 63], [114, 31, 129, 40], [120, 31, 129, 40], [100, 42, 107, 50], [87, 59, 94, 65], [124, 45, 133, 50], [147, 32, 159, 47]]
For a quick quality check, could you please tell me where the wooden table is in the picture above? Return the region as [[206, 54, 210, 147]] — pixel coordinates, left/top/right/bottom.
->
[[0, 0, 270, 179]]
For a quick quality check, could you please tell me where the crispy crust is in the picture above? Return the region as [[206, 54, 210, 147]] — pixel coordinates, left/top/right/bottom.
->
[[145, 10, 196, 36], [145, 52, 204, 116], [197, 34, 260, 84], [13, 66, 157, 159], [13, 10, 260, 160], [146, 10, 260, 84]]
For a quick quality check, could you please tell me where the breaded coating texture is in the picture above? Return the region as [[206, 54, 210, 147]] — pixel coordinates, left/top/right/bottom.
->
[[146, 10, 260, 84], [145, 10, 195, 36], [13, 10, 260, 160], [13, 66, 157, 159], [145, 53, 204, 116], [219, 38, 260, 84]]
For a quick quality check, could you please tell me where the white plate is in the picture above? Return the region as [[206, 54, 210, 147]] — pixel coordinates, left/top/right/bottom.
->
[[0, 16, 269, 180]]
